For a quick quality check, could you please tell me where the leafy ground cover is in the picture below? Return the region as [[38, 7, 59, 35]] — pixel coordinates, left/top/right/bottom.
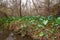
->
[[0, 15, 60, 40]]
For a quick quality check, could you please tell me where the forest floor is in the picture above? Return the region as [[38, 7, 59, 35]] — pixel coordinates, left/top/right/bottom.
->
[[0, 30, 33, 40]]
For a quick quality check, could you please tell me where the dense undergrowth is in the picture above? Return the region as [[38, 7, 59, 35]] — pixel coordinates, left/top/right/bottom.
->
[[0, 15, 60, 39]]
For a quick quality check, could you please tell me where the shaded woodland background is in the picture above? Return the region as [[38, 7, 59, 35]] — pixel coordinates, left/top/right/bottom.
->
[[0, 0, 60, 17], [0, 0, 60, 40]]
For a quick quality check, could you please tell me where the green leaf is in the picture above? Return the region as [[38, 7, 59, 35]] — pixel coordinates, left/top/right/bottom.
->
[[50, 29, 54, 34], [43, 20, 48, 25], [48, 15, 54, 20], [34, 26, 39, 30], [39, 31, 44, 36], [55, 17, 60, 24]]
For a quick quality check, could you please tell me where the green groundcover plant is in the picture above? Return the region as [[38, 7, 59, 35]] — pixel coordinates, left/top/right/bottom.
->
[[0, 15, 60, 39]]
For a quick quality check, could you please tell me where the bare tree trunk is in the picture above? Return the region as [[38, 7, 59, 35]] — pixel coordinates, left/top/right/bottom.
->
[[44, 0, 50, 16], [32, 0, 39, 15], [20, 0, 21, 16]]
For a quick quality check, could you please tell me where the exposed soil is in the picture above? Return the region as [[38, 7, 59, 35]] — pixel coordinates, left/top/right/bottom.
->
[[0, 30, 33, 40]]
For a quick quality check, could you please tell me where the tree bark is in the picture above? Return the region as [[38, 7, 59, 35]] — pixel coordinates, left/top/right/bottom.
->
[[20, 0, 21, 16]]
